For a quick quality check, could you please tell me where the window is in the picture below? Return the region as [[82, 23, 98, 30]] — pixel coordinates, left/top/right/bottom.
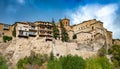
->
[[19, 31, 23, 35], [31, 26, 35, 30], [20, 27, 22, 30], [4, 24, 9, 30], [2, 33, 4, 35], [66, 22, 68, 26], [26, 32, 27, 36], [92, 26, 94, 30]]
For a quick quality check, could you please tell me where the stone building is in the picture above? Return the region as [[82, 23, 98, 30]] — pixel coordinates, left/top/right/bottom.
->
[[34, 21, 53, 41], [14, 21, 53, 41], [58, 18, 113, 47], [0, 23, 13, 37]]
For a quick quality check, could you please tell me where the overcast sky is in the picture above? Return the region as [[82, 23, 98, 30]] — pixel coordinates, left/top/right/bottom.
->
[[0, 0, 120, 39]]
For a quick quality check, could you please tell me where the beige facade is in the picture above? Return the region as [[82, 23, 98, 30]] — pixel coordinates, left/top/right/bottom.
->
[[59, 18, 113, 47], [35, 21, 53, 41], [15, 21, 53, 41], [16, 22, 30, 38]]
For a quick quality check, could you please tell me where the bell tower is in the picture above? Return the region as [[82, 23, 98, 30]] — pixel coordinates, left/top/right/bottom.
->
[[61, 17, 70, 26]]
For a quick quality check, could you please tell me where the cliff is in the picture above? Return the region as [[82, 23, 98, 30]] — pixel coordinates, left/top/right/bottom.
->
[[0, 33, 107, 66]]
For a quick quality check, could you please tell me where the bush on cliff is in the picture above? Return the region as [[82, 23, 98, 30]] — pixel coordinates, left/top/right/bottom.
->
[[17, 51, 49, 69], [108, 45, 120, 67], [12, 25, 16, 37], [3, 36, 12, 42], [47, 55, 86, 69], [48, 55, 113, 69], [0, 55, 8, 69], [86, 56, 114, 69], [98, 47, 106, 57]]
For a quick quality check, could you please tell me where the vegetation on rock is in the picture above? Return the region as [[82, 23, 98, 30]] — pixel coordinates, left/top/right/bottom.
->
[[12, 25, 16, 37], [49, 52, 54, 61], [98, 47, 106, 57], [86, 56, 114, 69], [48, 55, 86, 69], [3, 36, 12, 42], [48, 55, 113, 69], [108, 45, 120, 67], [0, 55, 8, 69], [17, 51, 49, 69], [52, 19, 59, 39]]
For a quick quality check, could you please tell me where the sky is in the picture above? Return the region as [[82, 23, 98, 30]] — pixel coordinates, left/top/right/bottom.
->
[[0, 0, 120, 39]]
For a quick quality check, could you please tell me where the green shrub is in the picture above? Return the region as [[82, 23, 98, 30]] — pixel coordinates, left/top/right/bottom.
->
[[108, 45, 120, 67], [62, 55, 85, 69], [47, 55, 86, 69], [49, 52, 54, 61], [12, 25, 16, 37], [0, 55, 8, 69], [17, 56, 29, 69], [17, 53, 49, 69], [86, 56, 114, 69], [3, 36, 12, 42], [98, 47, 106, 57], [59, 19, 69, 42], [47, 59, 62, 69]]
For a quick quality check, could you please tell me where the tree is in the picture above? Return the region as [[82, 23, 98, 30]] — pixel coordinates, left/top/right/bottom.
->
[[108, 45, 120, 67], [52, 19, 59, 39], [49, 52, 54, 61], [12, 24, 16, 37], [59, 19, 69, 42]]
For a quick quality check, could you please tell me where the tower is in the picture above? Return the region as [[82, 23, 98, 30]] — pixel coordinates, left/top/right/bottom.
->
[[61, 17, 70, 26]]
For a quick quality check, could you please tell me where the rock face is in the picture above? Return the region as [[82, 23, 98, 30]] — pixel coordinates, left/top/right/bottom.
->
[[2, 34, 106, 65]]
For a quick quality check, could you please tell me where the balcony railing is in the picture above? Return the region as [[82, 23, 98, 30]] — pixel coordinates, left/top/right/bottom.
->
[[29, 29, 37, 32], [18, 33, 28, 38]]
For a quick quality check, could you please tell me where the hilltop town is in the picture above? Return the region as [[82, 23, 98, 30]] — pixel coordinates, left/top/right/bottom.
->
[[0, 17, 120, 66]]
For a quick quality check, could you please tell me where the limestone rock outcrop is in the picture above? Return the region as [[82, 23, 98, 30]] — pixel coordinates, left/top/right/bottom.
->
[[2, 35, 106, 65]]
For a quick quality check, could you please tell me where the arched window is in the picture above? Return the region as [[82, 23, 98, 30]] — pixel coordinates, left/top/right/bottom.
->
[[66, 22, 68, 26]]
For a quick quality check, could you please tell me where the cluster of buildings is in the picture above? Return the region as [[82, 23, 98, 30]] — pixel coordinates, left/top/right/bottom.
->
[[0, 17, 113, 46], [0, 21, 53, 41]]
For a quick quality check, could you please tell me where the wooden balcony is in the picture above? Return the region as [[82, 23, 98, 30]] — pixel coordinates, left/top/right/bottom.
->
[[18, 30, 29, 38], [29, 29, 37, 32], [18, 34, 28, 38], [29, 34, 36, 37]]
